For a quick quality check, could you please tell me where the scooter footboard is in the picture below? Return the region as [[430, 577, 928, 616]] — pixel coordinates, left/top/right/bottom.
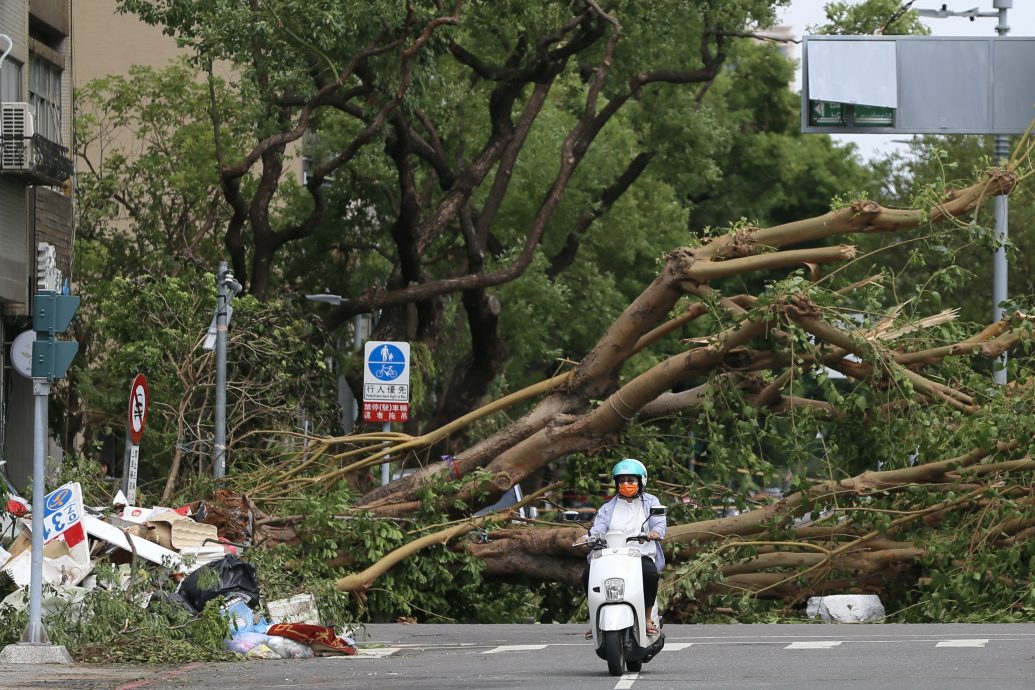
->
[[629, 631, 665, 663]]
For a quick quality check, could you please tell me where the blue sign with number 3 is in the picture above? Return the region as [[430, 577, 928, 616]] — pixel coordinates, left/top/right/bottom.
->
[[41, 484, 81, 542]]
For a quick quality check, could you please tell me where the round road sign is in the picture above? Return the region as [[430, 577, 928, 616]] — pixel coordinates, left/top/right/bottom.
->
[[9, 330, 34, 379], [128, 374, 149, 444]]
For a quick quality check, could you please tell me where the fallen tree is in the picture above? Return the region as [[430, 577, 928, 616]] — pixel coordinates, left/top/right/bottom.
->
[[241, 166, 1024, 505], [69, 1, 1035, 626], [227, 158, 1035, 617]]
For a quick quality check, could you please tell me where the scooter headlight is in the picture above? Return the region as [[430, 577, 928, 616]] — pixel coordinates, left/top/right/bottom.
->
[[603, 578, 625, 602]]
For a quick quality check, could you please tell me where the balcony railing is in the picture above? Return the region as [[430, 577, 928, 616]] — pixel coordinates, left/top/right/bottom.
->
[[0, 133, 73, 186]]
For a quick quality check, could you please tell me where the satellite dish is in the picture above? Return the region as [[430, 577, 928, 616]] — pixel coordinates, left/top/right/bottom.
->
[[10, 330, 34, 379]]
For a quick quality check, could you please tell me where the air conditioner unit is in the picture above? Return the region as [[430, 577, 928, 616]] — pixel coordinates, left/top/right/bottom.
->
[[1, 102, 35, 171]]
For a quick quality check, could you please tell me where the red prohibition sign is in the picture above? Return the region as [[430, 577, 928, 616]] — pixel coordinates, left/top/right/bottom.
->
[[128, 374, 149, 444]]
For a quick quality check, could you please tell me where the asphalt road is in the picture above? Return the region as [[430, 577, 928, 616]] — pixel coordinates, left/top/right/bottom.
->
[[3, 623, 1035, 689]]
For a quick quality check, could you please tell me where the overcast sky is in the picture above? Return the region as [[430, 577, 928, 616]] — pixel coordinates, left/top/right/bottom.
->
[[778, 1, 1035, 160]]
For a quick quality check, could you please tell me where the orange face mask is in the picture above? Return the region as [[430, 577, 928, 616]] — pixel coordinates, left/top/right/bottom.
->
[[618, 483, 639, 497]]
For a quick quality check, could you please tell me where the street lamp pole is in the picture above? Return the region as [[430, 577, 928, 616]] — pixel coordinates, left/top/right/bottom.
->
[[214, 262, 241, 479]]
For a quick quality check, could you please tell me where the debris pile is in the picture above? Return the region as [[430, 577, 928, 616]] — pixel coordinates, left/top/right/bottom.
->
[[0, 481, 355, 659]]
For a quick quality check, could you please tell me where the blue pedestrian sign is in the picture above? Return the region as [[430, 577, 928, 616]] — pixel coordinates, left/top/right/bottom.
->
[[367, 342, 406, 381], [363, 341, 411, 421]]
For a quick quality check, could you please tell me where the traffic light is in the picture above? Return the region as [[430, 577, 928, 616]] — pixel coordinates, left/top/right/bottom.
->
[[31, 291, 80, 380]]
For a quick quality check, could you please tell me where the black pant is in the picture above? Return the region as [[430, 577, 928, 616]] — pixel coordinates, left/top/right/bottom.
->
[[582, 556, 659, 620]]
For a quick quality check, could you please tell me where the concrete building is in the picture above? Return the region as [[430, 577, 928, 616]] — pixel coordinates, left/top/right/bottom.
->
[[2, 3, 314, 490], [1, 0, 75, 491], [71, 0, 180, 86]]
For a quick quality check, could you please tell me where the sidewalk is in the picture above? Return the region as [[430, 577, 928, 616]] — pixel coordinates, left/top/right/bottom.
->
[[0, 661, 183, 690]]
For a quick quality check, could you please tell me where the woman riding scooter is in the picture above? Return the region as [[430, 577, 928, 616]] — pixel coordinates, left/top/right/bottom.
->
[[581, 458, 667, 639]]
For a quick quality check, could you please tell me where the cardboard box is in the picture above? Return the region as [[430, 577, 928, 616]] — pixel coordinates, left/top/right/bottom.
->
[[145, 511, 188, 550], [6, 528, 31, 559], [170, 520, 218, 550], [144, 511, 217, 551]]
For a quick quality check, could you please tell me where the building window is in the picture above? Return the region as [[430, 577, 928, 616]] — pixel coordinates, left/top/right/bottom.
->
[[29, 53, 62, 144]]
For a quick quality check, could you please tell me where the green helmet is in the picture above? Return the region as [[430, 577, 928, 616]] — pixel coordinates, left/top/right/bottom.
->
[[611, 458, 648, 487]]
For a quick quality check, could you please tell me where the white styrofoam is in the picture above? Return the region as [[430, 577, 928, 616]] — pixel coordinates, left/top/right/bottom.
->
[[806, 594, 885, 623], [267, 593, 320, 625]]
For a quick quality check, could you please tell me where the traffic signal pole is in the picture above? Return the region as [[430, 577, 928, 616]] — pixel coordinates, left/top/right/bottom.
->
[[0, 290, 77, 663], [25, 378, 50, 645]]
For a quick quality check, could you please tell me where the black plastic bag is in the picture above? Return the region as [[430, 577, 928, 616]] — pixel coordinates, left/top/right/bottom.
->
[[177, 554, 260, 611]]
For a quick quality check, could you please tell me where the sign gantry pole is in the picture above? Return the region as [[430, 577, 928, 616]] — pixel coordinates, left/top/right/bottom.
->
[[992, 0, 1011, 385], [801, 29, 1025, 385]]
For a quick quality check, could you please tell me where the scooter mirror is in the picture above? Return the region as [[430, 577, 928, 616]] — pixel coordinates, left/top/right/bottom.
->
[[649, 505, 666, 517], [562, 510, 581, 522]]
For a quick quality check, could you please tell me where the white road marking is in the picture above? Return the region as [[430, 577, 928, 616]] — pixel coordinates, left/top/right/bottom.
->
[[935, 639, 989, 648], [334, 647, 401, 658], [485, 644, 549, 654], [785, 641, 842, 649], [670, 632, 1035, 640], [663, 642, 695, 651], [614, 671, 640, 689]]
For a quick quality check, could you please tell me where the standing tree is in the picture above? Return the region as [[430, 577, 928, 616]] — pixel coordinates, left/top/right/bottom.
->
[[101, 0, 867, 432]]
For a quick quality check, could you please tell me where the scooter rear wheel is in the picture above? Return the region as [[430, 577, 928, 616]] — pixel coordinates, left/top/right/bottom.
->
[[603, 630, 625, 676], [627, 660, 642, 672]]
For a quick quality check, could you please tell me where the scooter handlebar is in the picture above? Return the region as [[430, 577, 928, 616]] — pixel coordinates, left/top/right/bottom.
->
[[574, 534, 655, 548]]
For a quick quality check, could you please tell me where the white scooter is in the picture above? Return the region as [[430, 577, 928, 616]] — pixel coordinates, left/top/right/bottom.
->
[[566, 506, 667, 676]]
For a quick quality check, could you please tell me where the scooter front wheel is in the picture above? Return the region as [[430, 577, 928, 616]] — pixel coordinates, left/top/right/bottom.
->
[[603, 630, 625, 676]]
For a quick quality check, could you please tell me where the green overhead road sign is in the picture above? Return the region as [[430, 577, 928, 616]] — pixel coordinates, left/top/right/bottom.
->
[[809, 100, 894, 128], [31, 291, 80, 380]]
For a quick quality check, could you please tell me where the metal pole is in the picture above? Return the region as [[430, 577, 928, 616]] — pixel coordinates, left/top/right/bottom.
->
[[992, 0, 1011, 385], [338, 314, 364, 434], [214, 261, 228, 478], [119, 428, 132, 498], [25, 378, 50, 644], [381, 421, 391, 485]]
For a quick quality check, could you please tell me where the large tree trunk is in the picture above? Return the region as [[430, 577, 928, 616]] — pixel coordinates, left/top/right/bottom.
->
[[448, 443, 1029, 609]]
